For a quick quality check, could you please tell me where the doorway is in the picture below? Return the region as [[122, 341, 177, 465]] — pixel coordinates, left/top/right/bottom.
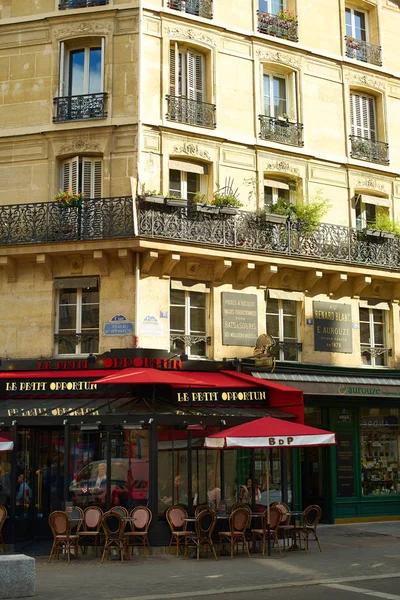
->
[[15, 428, 64, 541]]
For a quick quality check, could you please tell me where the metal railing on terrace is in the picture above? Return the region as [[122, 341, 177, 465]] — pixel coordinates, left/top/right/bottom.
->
[[1, 199, 400, 271], [53, 93, 108, 123], [168, 0, 213, 19], [257, 11, 298, 42], [166, 95, 216, 128], [345, 37, 382, 67], [59, 0, 108, 8]]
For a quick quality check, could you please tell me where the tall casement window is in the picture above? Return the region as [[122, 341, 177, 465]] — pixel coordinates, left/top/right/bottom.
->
[[54, 40, 107, 122], [349, 93, 388, 164], [61, 156, 102, 198], [167, 43, 215, 128], [258, 0, 298, 42], [359, 306, 388, 366], [168, 160, 208, 202], [345, 6, 381, 65], [266, 296, 300, 362], [259, 0, 284, 13], [355, 194, 391, 231], [55, 278, 100, 355], [260, 71, 302, 147], [170, 287, 208, 357], [264, 178, 290, 209]]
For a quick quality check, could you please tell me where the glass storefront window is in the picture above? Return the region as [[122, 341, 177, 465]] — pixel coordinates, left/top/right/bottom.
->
[[361, 408, 400, 496], [110, 429, 149, 509], [158, 428, 189, 515], [254, 448, 292, 506], [69, 428, 108, 509], [0, 429, 12, 511]]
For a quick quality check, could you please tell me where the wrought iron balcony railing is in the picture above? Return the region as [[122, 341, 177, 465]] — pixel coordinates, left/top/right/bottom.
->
[[168, 0, 213, 19], [3, 199, 400, 272], [0, 197, 134, 245], [259, 115, 304, 147], [170, 333, 210, 357], [166, 95, 216, 128], [350, 135, 389, 165], [345, 37, 382, 67], [53, 93, 107, 123], [257, 11, 298, 42], [59, 0, 108, 8]]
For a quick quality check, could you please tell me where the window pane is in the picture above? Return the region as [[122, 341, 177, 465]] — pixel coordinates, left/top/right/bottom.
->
[[264, 186, 273, 207], [284, 344, 298, 361], [59, 289, 77, 305], [283, 315, 297, 338], [345, 8, 352, 37], [170, 289, 185, 306], [354, 10, 366, 41], [374, 323, 384, 346], [190, 340, 206, 356], [70, 50, 85, 96], [89, 48, 102, 94], [190, 308, 206, 333], [170, 306, 185, 333], [373, 309, 385, 324], [359, 308, 370, 322], [271, 0, 283, 14], [273, 77, 286, 117], [81, 306, 99, 329], [59, 306, 77, 330], [169, 169, 181, 197], [266, 298, 279, 314], [365, 204, 376, 226], [190, 292, 206, 308], [266, 314, 279, 338], [263, 74, 271, 116], [187, 172, 200, 203], [58, 335, 77, 355], [170, 337, 185, 354], [82, 289, 99, 304], [282, 300, 296, 315], [81, 331, 99, 354], [361, 349, 371, 365], [360, 322, 371, 344]]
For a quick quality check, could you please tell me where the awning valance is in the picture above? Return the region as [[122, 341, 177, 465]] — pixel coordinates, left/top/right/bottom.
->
[[169, 159, 208, 175]]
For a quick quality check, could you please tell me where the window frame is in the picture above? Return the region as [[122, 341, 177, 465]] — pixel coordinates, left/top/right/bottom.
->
[[345, 6, 368, 41], [259, 0, 285, 15], [263, 72, 288, 118], [170, 42, 206, 101], [350, 92, 377, 141], [359, 306, 388, 367], [59, 39, 105, 98], [265, 297, 301, 362], [264, 179, 291, 208], [60, 155, 102, 198], [169, 288, 208, 358], [55, 281, 100, 357]]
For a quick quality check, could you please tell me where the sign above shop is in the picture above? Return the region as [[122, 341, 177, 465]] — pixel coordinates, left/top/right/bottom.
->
[[174, 388, 268, 406], [313, 301, 353, 353], [221, 292, 258, 347]]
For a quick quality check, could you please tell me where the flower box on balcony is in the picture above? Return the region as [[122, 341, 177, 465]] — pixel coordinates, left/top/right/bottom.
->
[[164, 197, 188, 207], [190, 203, 220, 214], [143, 193, 165, 204], [363, 228, 395, 240], [220, 206, 239, 215], [263, 212, 288, 224]]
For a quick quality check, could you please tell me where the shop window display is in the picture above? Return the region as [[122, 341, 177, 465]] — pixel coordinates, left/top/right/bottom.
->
[[361, 408, 400, 496]]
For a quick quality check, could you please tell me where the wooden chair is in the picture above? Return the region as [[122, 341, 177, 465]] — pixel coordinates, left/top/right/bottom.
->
[[218, 507, 251, 559], [272, 501, 294, 550], [194, 504, 209, 517], [295, 505, 323, 553], [78, 506, 103, 555], [184, 508, 218, 562], [101, 511, 127, 563], [48, 511, 79, 563], [110, 506, 129, 517], [0, 505, 7, 553], [231, 503, 251, 514], [166, 505, 191, 557], [252, 506, 283, 556], [68, 506, 84, 533], [124, 506, 152, 557]]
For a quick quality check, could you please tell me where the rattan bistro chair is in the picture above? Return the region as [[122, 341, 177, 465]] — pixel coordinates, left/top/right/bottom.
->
[[124, 506, 152, 557], [166, 505, 191, 557], [294, 505, 323, 553], [48, 511, 79, 563], [0, 505, 7, 553], [252, 506, 283, 556], [101, 511, 127, 563], [218, 507, 251, 559], [272, 501, 294, 550], [110, 505, 129, 518], [184, 508, 218, 561], [78, 506, 103, 555]]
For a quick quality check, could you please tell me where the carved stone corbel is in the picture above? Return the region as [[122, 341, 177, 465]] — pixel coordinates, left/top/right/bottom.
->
[[93, 250, 109, 276], [118, 249, 133, 275], [237, 262, 255, 284], [36, 254, 53, 280], [214, 259, 232, 283], [352, 275, 372, 298], [329, 273, 348, 295], [258, 264, 278, 288], [0, 257, 16, 283], [141, 251, 159, 275], [161, 253, 180, 278], [304, 270, 323, 293]]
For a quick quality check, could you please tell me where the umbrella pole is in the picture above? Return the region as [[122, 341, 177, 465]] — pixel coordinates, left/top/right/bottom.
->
[[266, 448, 271, 556]]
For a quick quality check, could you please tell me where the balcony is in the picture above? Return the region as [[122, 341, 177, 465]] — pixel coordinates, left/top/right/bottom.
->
[[259, 115, 304, 147], [53, 93, 108, 123], [2, 199, 400, 272], [350, 135, 389, 165], [345, 37, 382, 67], [257, 11, 298, 42], [168, 0, 213, 19], [166, 95, 216, 128], [59, 0, 108, 8]]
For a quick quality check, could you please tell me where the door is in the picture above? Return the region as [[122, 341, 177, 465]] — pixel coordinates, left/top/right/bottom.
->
[[15, 428, 64, 541]]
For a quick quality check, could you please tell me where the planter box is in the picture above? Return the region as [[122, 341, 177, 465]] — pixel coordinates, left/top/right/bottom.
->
[[143, 195, 165, 204], [220, 206, 239, 215], [363, 228, 395, 240], [263, 212, 288, 224], [164, 197, 188, 207], [190, 203, 220, 214]]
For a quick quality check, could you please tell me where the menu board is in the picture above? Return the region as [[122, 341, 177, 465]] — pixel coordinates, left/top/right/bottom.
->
[[336, 433, 355, 497]]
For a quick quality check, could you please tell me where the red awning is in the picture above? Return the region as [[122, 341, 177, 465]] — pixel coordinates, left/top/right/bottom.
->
[[93, 368, 217, 386], [0, 370, 117, 379]]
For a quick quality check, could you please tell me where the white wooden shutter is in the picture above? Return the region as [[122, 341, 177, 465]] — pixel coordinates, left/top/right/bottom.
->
[[93, 160, 102, 198], [351, 93, 376, 140], [263, 74, 271, 116], [170, 43, 179, 96], [100, 38, 105, 92], [62, 156, 79, 193], [186, 51, 204, 102], [82, 158, 102, 198], [287, 72, 297, 121]]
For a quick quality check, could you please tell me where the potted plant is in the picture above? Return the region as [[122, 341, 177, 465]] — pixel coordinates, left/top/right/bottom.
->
[[277, 113, 290, 127], [262, 190, 331, 233], [188, 191, 220, 214], [164, 192, 188, 207], [364, 213, 400, 240], [212, 191, 243, 215], [264, 197, 294, 223], [143, 190, 165, 204], [54, 188, 85, 208]]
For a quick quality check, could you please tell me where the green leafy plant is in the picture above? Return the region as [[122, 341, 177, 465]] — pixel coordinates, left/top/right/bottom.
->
[[277, 9, 296, 22], [367, 211, 400, 235], [54, 188, 84, 208], [267, 189, 331, 233], [145, 189, 163, 196], [188, 191, 208, 205], [212, 192, 243, 208]]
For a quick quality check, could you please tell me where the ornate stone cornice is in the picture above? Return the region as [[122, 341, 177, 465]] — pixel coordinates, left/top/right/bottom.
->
[[53, 21, 113, 40], [164, 26, 216, 47], [172, 142, 211, 160], [265, 160, 301, 177], [256, 49, 301, 70], [57, 140, 101, 155], [345, 71, 386, 92]]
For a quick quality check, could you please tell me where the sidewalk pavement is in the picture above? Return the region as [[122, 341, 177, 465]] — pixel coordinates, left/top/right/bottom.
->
[[26, 522, 400, 600]]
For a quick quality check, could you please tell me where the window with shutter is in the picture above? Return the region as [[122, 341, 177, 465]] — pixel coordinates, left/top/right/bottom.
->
[[350, 93, 376, 140], [61, 157, 102, 198], [169, 44, 205, 99]]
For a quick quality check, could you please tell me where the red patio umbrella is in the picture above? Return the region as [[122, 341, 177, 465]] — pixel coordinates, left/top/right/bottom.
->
[[204, 416, 336, 553], [93, 368, 215, 386], [0, 435, 13, 452]]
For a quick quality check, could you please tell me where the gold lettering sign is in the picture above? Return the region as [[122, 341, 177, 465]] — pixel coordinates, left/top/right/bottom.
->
[[7, 407, 99, 417], [5, 381, 98, 392], [176, 389, 267, 404]]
